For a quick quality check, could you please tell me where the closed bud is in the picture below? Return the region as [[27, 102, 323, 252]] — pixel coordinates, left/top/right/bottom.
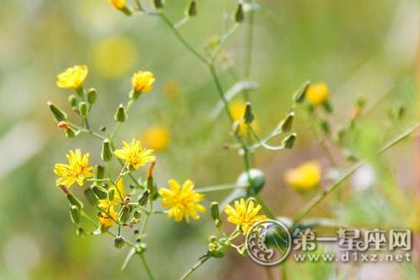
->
[[320, 120, 330, 135], [69, 205, 80, 224], [114, 104, 127, 122], [322, 102, 333, 113], [154, 0, 164, 9], [76, 228, 85, 237], [294, 81, 310, 103], [186, 0, 197, 17], [68, 95, 77, 107], [48, 101, 67, 122], [65, 127, 77, 138], [79, 102, 88, 118], [87, 88, 97, 104], [209, 236, 217, 243], [133, 210, 142, 220], [210, 202, 220, 221], [101, 139, 113, 162], [84, 187, 99, 206], [283, 133, 297, 149], [119, 206, 131, 224], [138, 189, 150, 206], [108, 188, 115, 201], [92, 185, 108, 199], [95, 165, 105, 185], [243, 102, 254, 124], [114, 236, 125, 249], [234, 4, 244, 23], [280, 111, 294, 132], [67, 193, 83, 210]]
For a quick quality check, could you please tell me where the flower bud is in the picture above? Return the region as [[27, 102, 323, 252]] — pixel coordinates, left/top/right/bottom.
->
[[101, 139, 113, 162], [323, 102, 333, 113], [68, 95, 77, 107], [283, 133, 297, 149], [294, 81, 310, 103], [186, 1, 197, 17], [154, 0, 164, 9], [133, 210, 142, 220], [280, 111, 294, 132], [119, 206, 131, 224], [234, 4, 244, 23], [114, 236, 125, 249], [69, 205, 80, 224], [138, 189, 150, 206], [79, 102, 88, 118], [320, 120, 330, 135], [76, 228, 85, 237], [67, 193, 83, 210], [237, 169, 266, 195], [48, 101, 67, 122], [84, 187, 99, 206], [87, 88, 97, 104], [95, 165, 105, 185], [208, 236, 217, 243], [92, 185, 108, 199], [114, 104, 127, 122], [210, 202, 220, 221], [243, 102, 254, 124]]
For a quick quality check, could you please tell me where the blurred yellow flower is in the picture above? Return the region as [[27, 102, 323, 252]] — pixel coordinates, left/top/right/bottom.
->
[[54, 149, 93, 188], [131, 71, 155, 94], [110, 0, 126, 9], [159, 179, 206, 222], [56, 65, 88, 89], [114, 139, 155, 170], [285, 161, 321, 191], [143, 126, 170, 151], [306, 82, 329, 106], [224, 198, 267, 234], [98, 179, 125, 228], [92, 37, 137, 78], [229, 99, 258, 135]]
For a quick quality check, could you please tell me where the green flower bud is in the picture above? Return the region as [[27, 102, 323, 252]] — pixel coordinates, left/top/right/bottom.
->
[[76, 227, 85, 237], [280, 111, 294, 132], [84, 187, 99, 206], [186, 0, 197, 17], [283, 133, 297, 149], [67, 193, 83, 210], [114, 236, 125, 249], [79, 102, 88, 118], [101, 139, 113, 162], [69, 205, 80, 224], [234, 4, 244, 23], [95, 165, 105, 186], [154, 0, 164, 9], [114, 104, 127, 122], [119, 206, 131, 224], [146, 177, 157, 200], [208, 236, 217, 243], [87, 88, 97, 104], [108, 188, 115, 202], [48, 101, 67, 122], [92, 185, 108, 199], [210, 202, 220, 222], [243, 102, 254, 124], [65, 127, 77, 139], [133, 210, 142, 220], [68, 95, 77, 108], [138, 189, 150, 206], [294, 81, 310, 103], [323, 102, 333, 113], [237, 169, 266, 195], [320, 120, 330, 135]]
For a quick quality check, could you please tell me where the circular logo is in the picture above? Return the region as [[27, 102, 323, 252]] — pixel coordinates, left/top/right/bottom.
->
[[245, 219, 292, 266]]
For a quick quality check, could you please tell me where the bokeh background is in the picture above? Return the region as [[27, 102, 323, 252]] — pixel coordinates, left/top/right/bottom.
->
[[1, 0, 420, 279]]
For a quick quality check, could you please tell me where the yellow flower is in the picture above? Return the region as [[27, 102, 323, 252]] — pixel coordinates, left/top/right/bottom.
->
[[285, 161, 321, 191], [98, 179, 125, 228], [159, 179, 206, 222], [131, 71, 155, 94], [54, 149, 93, 188], [114, 139, 155, 170], [143, 126, 170, 151], [110, 0, 126, 9], [224, 198, 267, 234], [229, 99, 258, 135], [56, 65, 88, 89], [92, 37, 137, 78], [306, 82, 329, 106]]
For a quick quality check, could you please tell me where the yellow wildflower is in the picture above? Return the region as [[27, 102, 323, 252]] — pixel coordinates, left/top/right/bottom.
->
[[229, 99, 258, 135], [306, 82, 329, 106], [54, 149, 93, 188], [98, 179, 125, 228], [159, 179, 206, 222], [56, 65, 88, 89], [224, 198, 267, 234], [110, 0, 126, 9], [285, 161, 321, 191], [143, 126, 170, 151], [114, 139, 155, 170], [131, 71, 155, 94]]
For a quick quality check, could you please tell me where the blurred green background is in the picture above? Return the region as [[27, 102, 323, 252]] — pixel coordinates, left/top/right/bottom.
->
[[1, 0, 420, 279]]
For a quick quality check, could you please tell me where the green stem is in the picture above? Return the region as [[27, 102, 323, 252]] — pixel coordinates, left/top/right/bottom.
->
[[179, 256, 211, 280], [255, 194, 275, 219], [197, 184, 243, 193], [293, 122, 420, 226], [140, 254, 155, 280]]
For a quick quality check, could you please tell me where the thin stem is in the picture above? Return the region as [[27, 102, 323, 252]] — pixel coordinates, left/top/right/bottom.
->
[[197, 184, 243, 193], [244, 0, 255, 101], [179, 256, 211, 280], [255, 194, 275, 219], [140, 254, 155, 280], [293, 122, 420, 226]]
